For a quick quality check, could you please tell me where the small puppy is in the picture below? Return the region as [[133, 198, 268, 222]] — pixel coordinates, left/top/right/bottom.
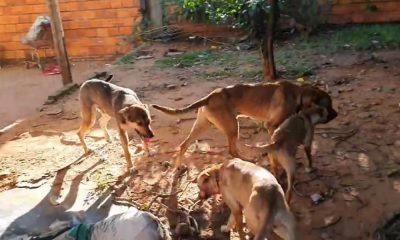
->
[[197, 158, 296, 240], [260, 106, 329, 202], [77, 73, 154, 170], [152, 81, 337, 168]]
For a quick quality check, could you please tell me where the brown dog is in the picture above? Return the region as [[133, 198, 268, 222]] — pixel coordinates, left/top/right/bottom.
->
[[77, 73, 154, 170], [260, 106, 329, 202], [152, 81, 337, 167], [197, 158, 296, 240]]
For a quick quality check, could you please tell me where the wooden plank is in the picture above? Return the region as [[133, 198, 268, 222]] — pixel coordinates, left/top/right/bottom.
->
[[47, 0, 73, 85]]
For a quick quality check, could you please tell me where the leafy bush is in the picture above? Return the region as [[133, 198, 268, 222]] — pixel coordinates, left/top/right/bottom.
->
[[179, 0, 271, 39]]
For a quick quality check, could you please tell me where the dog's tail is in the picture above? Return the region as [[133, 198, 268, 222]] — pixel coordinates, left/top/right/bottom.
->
[[151, 94, 210, 115]]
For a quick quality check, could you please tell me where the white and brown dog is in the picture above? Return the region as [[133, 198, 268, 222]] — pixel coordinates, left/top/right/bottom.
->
[[77, 72, 154, 170], [197, 158, 296, 240]]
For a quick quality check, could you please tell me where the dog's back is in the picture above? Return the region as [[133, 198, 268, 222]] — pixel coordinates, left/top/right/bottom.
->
[[79, 79, 137, 117], [269, 113, 308, 154]]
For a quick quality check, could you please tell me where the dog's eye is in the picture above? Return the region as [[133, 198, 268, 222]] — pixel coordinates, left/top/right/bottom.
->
[[137, 121, 143, 126], [203, 177, 209, 183]]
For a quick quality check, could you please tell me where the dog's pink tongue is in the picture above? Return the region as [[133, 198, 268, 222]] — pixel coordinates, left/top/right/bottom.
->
[[144, 138, 151, 144]]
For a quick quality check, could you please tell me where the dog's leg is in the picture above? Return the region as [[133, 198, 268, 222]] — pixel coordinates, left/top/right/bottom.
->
[[269, 154, 280, 177], [99, 113, 111, 142], [207, 108, 244, 160], [176, 108, 210, 168], [118, 128, 132, 170], [221, 189, 245, 239], [275, 208, 297, 240], [303, 145, 313, 173], [280, 152, 296, 203], [77, 106, 97, 154], [303, 128, 314, 173], [220, 213, 235, 233]]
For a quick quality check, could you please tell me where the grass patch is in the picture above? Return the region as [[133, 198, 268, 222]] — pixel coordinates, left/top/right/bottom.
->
[[288, 24, 400, 52], [118, 51, 138, 64], [328, 24, 400, 50], [240, 69, 263, 80], [156, 50, 235, 68], [203, 70, 234, 80]]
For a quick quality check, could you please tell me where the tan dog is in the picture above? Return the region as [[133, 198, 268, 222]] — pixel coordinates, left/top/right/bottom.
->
[[152, 81, 337, 167], [197, 158, 296, 240], [260, 106, 329, 202], [77, 73, 154, 170]]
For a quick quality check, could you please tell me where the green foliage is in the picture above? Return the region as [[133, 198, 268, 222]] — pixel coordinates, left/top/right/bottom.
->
[[328, 24, 400, 50], [179, 0, 271, 38], [155, 50, 234, 68]]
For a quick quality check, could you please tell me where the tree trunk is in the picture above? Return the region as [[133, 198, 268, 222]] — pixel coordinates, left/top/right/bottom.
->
[[47, 0, 73, 85], [262, 0, 278, 81]]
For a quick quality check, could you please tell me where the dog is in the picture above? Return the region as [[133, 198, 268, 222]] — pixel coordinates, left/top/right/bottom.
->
[[197, 158, 296, 240], [260, 106, 329, 202], [77, 73, 154, 170], [152, 81, 337, 167]]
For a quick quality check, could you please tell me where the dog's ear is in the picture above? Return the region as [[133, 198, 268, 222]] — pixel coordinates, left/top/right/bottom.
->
[[105, 74, 113, 82], [118, 107, 129, 124], [300, 86, 318, 109], [118, 106, 129, 116]]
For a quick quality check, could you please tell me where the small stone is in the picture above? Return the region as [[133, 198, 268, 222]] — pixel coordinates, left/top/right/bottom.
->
[[165, 84, 177, 90]]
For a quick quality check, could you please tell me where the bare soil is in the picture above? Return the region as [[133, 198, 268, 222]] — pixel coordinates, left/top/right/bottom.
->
[[0, 43, 400, 240]]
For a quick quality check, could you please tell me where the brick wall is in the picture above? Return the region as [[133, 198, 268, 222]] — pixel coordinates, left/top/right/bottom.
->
[[329, 0, 400, 24], [0, 0, 141, 61]]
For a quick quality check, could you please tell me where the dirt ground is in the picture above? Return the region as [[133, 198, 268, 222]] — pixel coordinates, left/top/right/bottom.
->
[[0, 43, 400, 240]]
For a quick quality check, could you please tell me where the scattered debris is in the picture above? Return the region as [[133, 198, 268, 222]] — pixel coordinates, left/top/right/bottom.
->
[[46, 83, 79, 104], [312, 216, 342, 230], [140, 25, 183, 42], [387, 168, 400, 178], [311, 193, 325, 205], [136, 55, 154, 60], [164, 48, 186, 57], [44, 106, 63, 115], [165, 84, 177, 90]]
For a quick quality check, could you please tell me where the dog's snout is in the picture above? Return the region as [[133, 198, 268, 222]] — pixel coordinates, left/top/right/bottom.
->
[[147, 130, 154, 138]]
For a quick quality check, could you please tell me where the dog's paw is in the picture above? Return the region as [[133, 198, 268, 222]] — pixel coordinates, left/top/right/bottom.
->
[[84, 149, 93, 156], [174, 165, 188, 176], [220, 225, 231, 233]]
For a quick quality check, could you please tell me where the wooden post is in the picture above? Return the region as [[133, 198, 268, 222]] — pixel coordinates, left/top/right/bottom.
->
[[47, 0, 72, 85]]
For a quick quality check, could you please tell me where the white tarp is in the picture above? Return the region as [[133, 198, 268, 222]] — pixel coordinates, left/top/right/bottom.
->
[[22, 16, 53, 48]]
